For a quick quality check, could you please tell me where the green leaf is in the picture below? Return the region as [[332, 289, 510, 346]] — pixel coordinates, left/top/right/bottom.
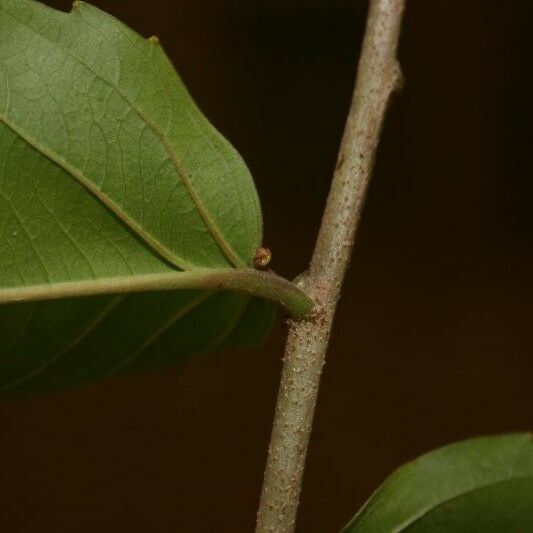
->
[[342, 433, 533, 533], [0, 0, 311, 394]]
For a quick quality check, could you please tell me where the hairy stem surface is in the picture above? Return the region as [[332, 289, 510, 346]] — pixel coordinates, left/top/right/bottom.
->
[[255, 1, 406, 531]]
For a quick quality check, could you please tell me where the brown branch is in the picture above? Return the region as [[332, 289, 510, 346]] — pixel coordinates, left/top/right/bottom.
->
[[255, 1, 407, 531]]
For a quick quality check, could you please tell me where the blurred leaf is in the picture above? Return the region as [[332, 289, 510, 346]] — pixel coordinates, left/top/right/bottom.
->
[[343, 433, 533, 532], [0, 0, 285, 393]]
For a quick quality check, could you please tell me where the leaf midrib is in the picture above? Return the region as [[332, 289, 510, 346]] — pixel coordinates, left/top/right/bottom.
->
[[0, 5, 246, 270], [0, 268, 315, 320]]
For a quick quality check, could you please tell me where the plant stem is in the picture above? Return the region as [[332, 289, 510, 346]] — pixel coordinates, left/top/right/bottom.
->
[[255, 1, 406, 531]]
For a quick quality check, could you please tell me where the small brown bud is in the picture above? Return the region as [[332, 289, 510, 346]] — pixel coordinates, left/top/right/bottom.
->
[[253, 247, 272, 269]]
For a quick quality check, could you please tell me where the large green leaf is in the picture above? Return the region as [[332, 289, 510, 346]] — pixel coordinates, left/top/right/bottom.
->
[[343, 433, 533, 532], [0, 0, 311, 394]]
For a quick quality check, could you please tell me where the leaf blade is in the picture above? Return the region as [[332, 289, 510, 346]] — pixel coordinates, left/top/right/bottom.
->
[[0, 0, 261, 271], [0, 290, 247, 394], [0, 0, 295, 394], [342, 433, 533, 533]]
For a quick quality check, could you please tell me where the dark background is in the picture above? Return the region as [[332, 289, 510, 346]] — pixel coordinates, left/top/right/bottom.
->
[[1, 1, 533, 531]]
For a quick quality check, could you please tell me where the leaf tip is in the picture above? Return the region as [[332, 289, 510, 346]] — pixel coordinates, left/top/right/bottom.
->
[[148, 35, 160, 45], [72, 0, 83, 9]]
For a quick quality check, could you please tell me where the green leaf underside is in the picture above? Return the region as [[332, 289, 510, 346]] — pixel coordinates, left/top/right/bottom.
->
[[0, 0, 274, 393], [0, 292, 274, 395], [343, 433, 533, 533]]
